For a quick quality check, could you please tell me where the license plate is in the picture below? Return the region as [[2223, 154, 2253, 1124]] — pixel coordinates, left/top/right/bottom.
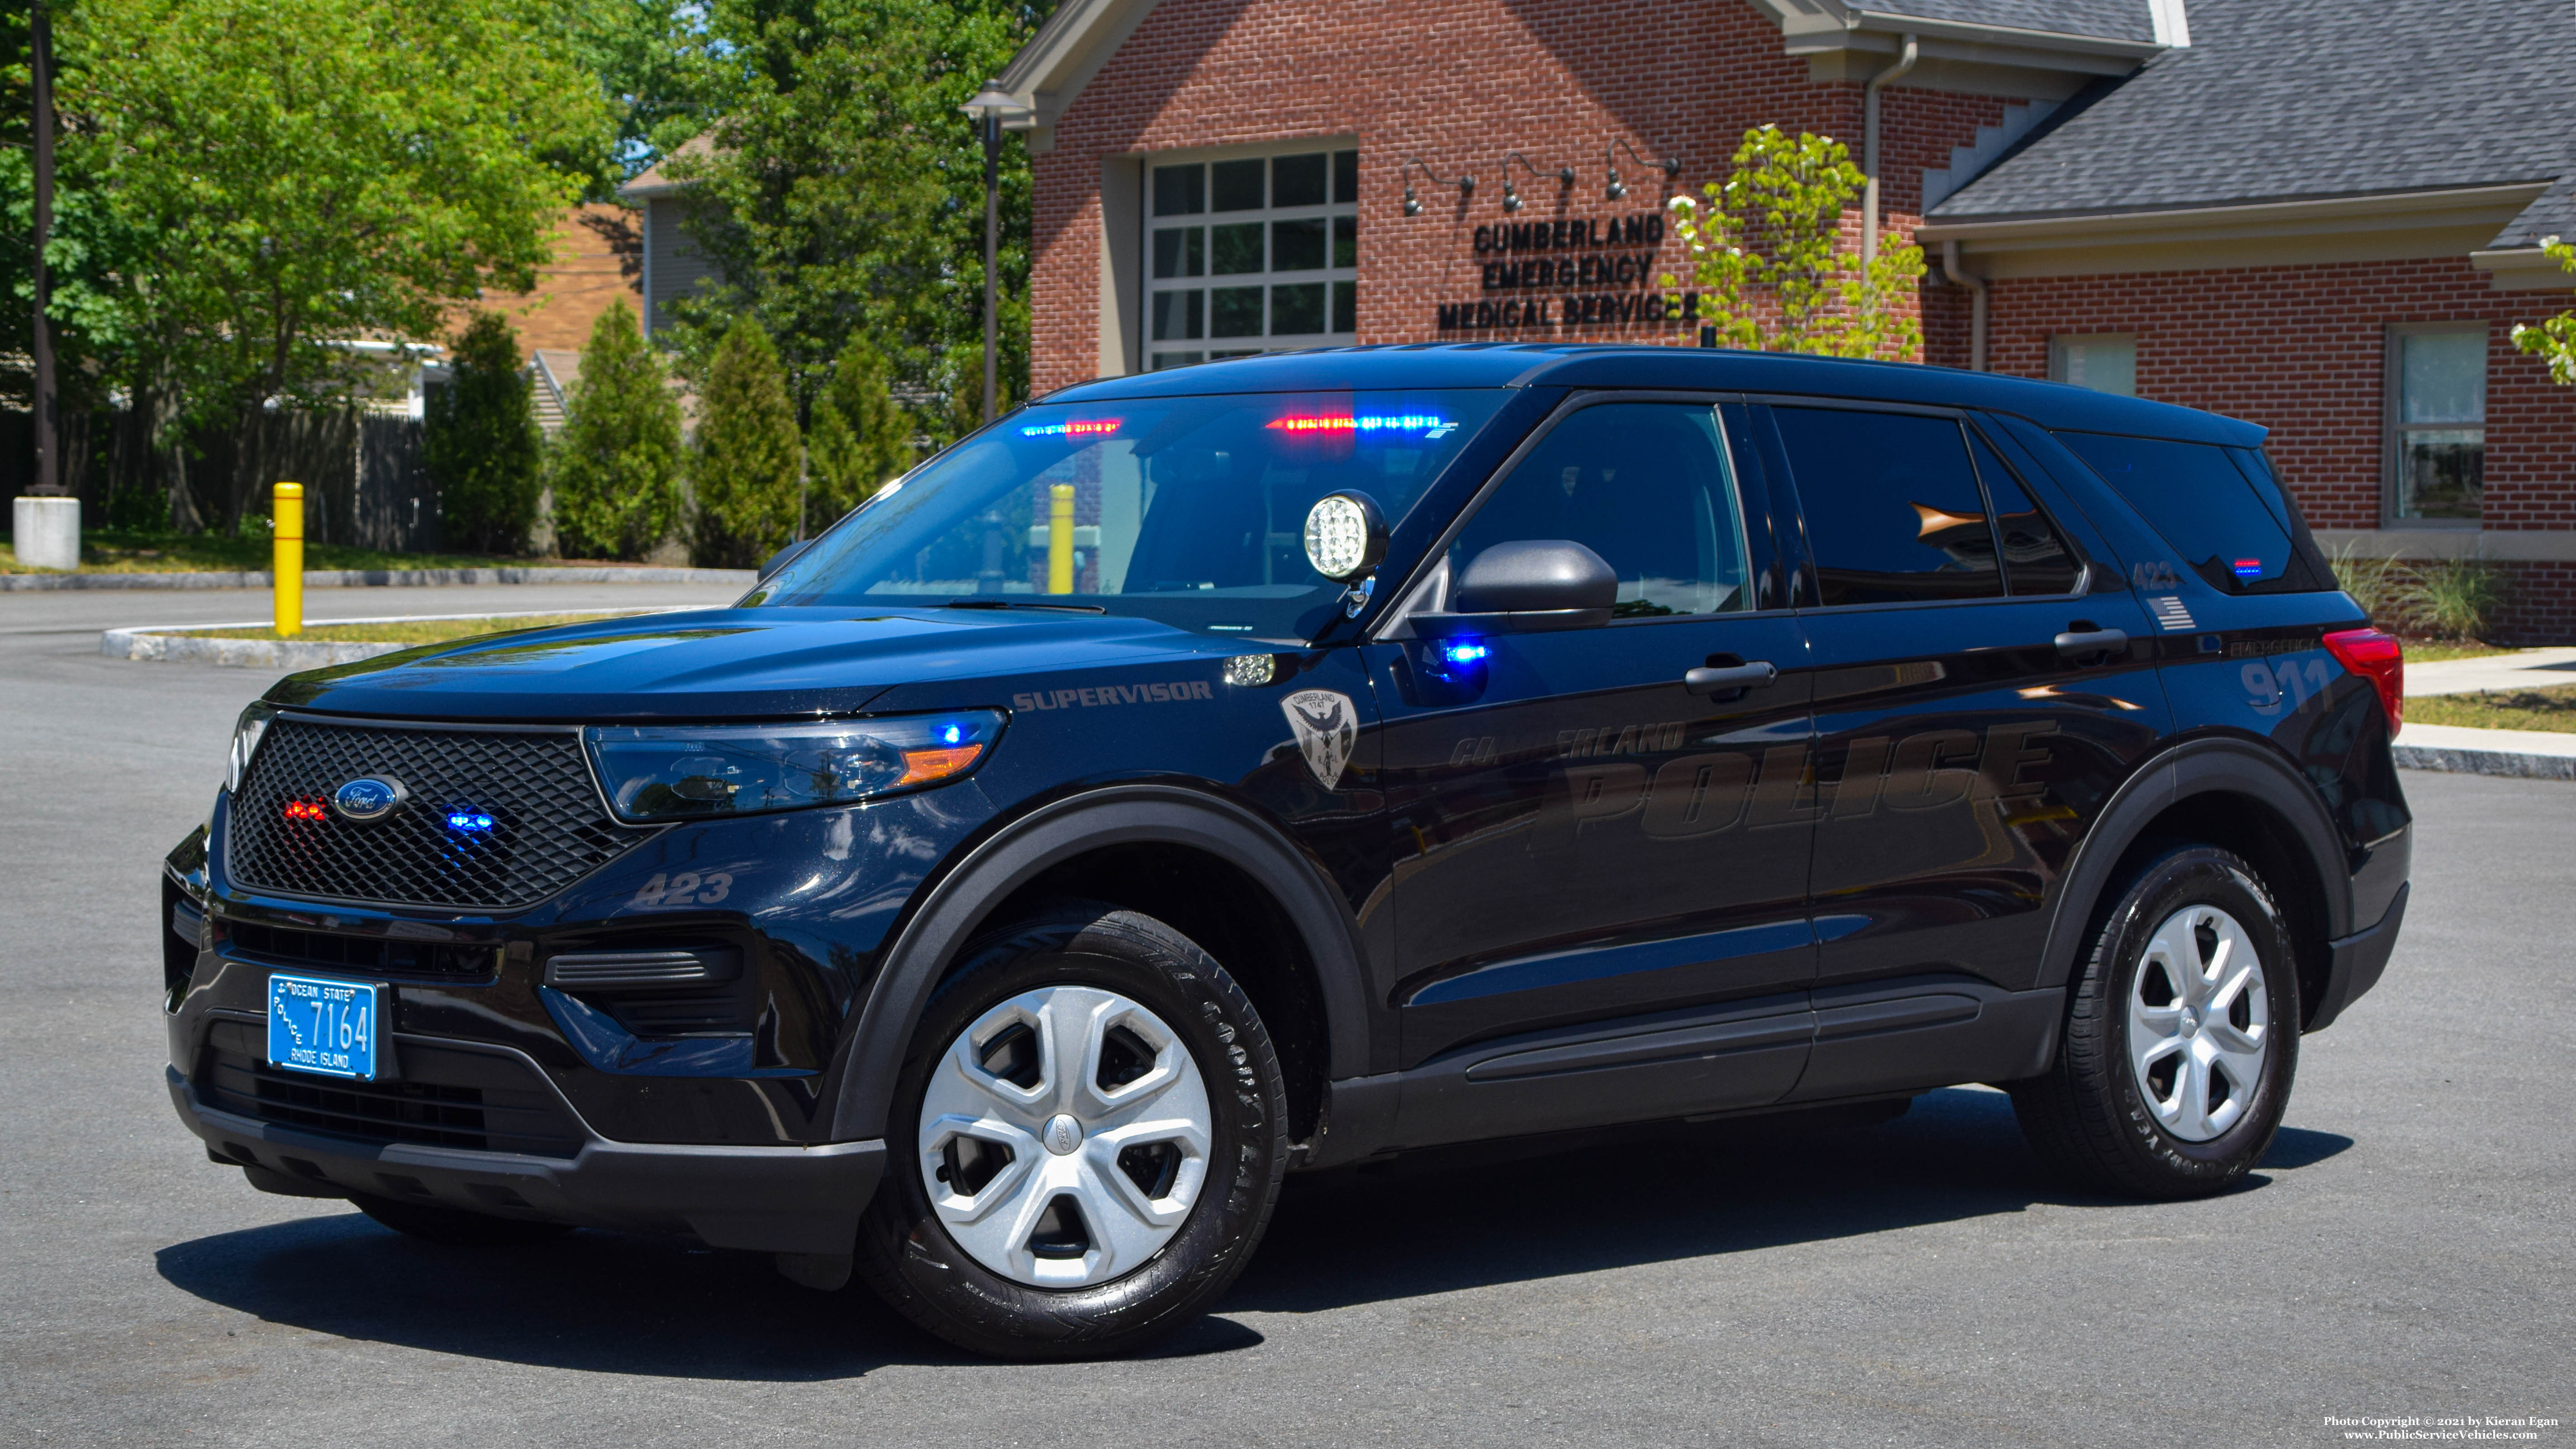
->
[[267, 973, 383, 1081]]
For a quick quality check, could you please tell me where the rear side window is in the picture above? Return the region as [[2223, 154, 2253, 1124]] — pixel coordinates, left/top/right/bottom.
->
[[1967, 430, 2081, 595], [1770, 406, 2004, 605], [2054, 432, 2333, 594]]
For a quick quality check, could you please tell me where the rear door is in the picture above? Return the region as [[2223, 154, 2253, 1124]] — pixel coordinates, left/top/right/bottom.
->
[[1757, 401, 2171, 1100], [1366, 396, 1818, 1140]]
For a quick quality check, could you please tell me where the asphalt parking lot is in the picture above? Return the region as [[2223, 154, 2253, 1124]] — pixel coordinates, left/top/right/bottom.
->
[[2, 586, 2567, 1447]]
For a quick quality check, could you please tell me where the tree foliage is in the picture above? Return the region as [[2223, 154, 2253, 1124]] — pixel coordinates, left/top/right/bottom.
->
[[660, 0, 1044, 421], [2510, 236, 2576, 386], [804, 337, 913, 528], [1662, 127, 1926, 360], [55, 0, 609, 524], [548, 299, 684, 559], [690, 316, 803, 566], [425, 312, 544, 554]]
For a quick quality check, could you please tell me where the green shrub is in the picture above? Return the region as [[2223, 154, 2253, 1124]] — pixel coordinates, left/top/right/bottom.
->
[[2329, 541, 2406, 627], [426, 312, 544, 555], [2401, 556, 2508, 641], [689, 317, 803, 567], [548, 300, 684, 560], [805, 338, 913, 529]]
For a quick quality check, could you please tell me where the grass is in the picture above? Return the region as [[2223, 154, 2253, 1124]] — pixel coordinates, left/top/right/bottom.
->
[[2408, 682, 2576, 734], [1, 529, 583, 575], [2398, 638, 2523, 663], [177, 612, 657, 646]]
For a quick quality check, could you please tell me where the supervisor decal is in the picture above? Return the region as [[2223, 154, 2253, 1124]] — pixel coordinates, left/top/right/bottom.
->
[[1012, 680, 1215, 711]]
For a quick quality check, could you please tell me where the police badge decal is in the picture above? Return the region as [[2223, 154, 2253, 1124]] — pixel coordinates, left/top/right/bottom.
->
[[1280, 689, 1358, 788]]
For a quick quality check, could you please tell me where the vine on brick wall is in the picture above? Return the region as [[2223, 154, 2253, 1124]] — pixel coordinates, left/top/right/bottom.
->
[[1661, 126, 1925, 361]]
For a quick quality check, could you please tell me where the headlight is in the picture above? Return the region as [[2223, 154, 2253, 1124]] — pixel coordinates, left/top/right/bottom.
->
[[586, 712, 1003, 823], [226, 701, 279, 794]]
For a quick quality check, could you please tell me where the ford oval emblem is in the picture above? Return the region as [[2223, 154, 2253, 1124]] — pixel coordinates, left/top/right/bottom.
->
[[331, 776, 406, 821]]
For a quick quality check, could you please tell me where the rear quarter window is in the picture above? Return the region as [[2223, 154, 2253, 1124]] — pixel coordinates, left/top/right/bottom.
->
[[2053, 432, 2335, 594]]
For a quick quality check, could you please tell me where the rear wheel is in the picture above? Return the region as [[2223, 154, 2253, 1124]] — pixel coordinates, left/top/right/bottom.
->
[[350, 1194, 576, 1246], [852, 903, 1289, 1360], [2010, 844, 2299, 1199]]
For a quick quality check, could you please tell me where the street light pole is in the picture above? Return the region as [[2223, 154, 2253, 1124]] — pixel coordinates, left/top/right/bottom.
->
[[30, 0, 58, 497]]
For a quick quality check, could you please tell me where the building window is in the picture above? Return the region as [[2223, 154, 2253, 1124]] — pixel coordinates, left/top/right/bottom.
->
[[2388, 324, 2486, 522], [1147, 148, 1357, 370], [2048, 334, 2136, 396]]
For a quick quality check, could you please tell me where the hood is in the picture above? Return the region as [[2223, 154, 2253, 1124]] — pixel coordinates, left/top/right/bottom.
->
[[267, 607, 1235, 722]]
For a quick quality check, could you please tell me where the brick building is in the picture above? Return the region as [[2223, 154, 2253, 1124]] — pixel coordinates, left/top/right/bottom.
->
[[986, 0, 2576, 638]]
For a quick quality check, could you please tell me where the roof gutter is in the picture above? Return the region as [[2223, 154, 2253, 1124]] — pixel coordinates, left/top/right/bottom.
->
[[1862, 32, 1919, 263]]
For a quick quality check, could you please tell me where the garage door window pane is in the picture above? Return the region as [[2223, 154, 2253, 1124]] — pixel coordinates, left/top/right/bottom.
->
[[1210, 287, 1264, 338], [1773, 408, 2003, 605], [1146, 150, 1359, 371], [1273, 152, 1328, 207], [1212, 158, 1265, 211]]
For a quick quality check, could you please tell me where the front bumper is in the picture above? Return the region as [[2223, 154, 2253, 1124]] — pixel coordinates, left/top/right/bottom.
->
[[167, 1062, 885, 1254]]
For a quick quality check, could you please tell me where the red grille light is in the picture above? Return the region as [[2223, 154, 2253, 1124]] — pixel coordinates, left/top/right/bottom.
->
[[283, 798, 327, 821], [2322, 628, 2404, 740]]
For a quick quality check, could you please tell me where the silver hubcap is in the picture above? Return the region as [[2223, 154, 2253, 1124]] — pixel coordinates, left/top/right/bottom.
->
[[2128, 903, 2271, 1142], [916, 985, 1212, 1288]]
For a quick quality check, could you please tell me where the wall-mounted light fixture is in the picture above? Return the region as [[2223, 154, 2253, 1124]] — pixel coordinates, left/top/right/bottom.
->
[[1399, 158, 1475, 217], [1603, 139, 1680, 201], [1498, 151, 1576, 213]]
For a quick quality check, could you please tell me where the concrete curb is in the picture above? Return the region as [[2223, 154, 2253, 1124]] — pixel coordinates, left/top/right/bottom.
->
[[3, 565, 754, 592], [2392, 742, 2576, 779], [102, 607, 690, 670]]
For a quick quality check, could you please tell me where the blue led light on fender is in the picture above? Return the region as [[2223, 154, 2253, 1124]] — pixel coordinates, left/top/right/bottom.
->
[[446, 811, 496, 832], [940, 723, 964, 746], [1438, 641, 1489, 666]]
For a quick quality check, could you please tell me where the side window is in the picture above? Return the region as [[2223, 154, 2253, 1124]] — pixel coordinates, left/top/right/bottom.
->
[[1966, 430, 2081, 595], [2055, 432, 2332, 594], [1771, 407, 2003, 606], [1446, 402, 1753, 618]]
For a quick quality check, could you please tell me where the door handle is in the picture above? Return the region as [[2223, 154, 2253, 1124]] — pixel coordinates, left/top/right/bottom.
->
[[1685, 661, 1777, 694], [2053, 627, 2129, 656]]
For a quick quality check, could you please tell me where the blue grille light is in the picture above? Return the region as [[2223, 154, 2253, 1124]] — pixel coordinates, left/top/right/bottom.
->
[[447, 811, 496, 832], [941, 723, 964, 746], [1438, 640, 1489, 666]]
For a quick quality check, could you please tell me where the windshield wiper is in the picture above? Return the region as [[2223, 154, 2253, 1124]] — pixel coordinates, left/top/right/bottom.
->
[[936, 598, 1109, 614]]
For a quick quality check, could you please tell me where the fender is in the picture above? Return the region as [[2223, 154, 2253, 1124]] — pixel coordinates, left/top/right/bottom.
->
[[2035, 734, 2354, 993], [824, 783, 1375, 1142]]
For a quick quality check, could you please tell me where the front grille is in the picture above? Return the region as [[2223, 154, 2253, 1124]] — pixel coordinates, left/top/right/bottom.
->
[[196, 1019, 582, 1157], [227, 921, 497, 980], [228, 718, 652, 911]]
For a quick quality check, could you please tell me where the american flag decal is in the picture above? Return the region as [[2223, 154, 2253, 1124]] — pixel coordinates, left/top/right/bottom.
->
[[2149, 595, 2196, 632]]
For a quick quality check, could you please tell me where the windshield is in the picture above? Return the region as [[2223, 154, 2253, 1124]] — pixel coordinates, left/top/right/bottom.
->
[[751, 389, 1511, 640]]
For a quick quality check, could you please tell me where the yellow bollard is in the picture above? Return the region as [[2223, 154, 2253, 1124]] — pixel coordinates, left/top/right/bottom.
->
[[1048, 483, 1075, 595], [272, 481, 303, 638]]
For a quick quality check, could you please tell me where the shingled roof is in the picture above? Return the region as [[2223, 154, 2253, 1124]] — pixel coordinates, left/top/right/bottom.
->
[[1929, 0, 2576, 253]]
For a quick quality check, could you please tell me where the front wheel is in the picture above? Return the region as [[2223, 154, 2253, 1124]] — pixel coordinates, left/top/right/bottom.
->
[[852, 903, 1289, 1359], [2010, 844, 2300, 1199]]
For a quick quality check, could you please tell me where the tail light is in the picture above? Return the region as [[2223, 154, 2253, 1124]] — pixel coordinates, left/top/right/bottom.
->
[[2322, 628, 2403, 739]]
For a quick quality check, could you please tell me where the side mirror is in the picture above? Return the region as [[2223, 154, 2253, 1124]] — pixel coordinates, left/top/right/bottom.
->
[[757, 538, 811, 583], [1409, 540, 1616, 637]]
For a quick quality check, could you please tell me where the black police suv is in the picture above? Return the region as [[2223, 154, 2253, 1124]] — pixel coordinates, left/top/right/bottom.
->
[[161, 345, 2410, 1358]]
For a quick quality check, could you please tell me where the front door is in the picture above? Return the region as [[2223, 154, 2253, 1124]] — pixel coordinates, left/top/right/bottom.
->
[[1756, 401, 2171, 1100], [1367, 397, 1817, 1137]]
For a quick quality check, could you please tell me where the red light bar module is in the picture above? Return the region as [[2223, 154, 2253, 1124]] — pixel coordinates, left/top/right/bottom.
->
[[1019, 419, 1121, 439]]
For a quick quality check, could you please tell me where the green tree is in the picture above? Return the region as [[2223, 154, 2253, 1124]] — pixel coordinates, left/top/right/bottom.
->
[[548, 298, 683, 559], [425, 313, 545, 553], [1662, 126, 1927, 360], [2510, 236, 2576, 385], [690, 316, 803, 566], [661, 0, 1041, 415], [804, 338, 913, 527], [57, 0, 610, 526]]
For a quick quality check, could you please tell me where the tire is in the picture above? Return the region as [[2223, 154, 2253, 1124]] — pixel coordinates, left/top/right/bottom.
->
[[2009, 844, 2300, 1199], [852, 902, 1289, 1360], [350, 1194, 577, 1246]]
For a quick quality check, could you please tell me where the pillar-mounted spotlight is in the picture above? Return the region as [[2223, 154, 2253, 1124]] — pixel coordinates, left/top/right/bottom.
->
[[1603, 138, 1680, 201], [1399, 157, 1474, 217], [1497, 151, 1575, 213]]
